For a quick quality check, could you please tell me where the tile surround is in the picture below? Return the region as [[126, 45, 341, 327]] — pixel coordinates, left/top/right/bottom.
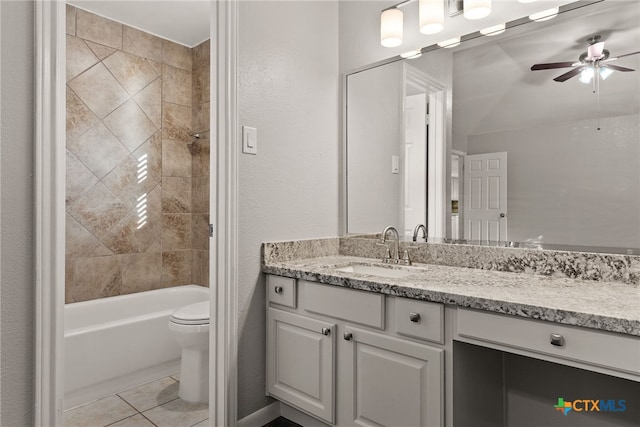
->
[[75, 8, 123, 50], [66, 6, 211, 302]]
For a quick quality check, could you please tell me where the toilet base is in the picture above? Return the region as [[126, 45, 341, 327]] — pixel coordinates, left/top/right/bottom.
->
[[178, 347, 209, 403]]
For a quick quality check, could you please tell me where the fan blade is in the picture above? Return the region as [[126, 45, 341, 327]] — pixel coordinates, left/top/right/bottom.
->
[[604, 64, 635, 72], [615, 50, 640, 59], [587, 41, 605, 60], [531, 61, 577, 71], [554, 67, 583, 82]]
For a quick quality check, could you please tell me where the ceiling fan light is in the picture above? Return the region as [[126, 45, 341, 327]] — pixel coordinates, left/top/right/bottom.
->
[[480, 23, 505, 36], [464, 0, 492, 20], [579, 67, 594, 84], [381, 8, 403, 48], [437, 37, 461, 48], [419, 0, 444, 35], [599, 67, 614, 80], [529, 7, 559, 22]]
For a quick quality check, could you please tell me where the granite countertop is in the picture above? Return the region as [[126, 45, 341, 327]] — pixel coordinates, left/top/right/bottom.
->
[[262, 255, 640, 337]]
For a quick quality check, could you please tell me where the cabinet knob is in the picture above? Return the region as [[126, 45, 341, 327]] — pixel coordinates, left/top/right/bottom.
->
[[550, 333, 565, 347], [343, 332, 353, 341], [321, 328, 331, 336], [274, 286, 283, 294], [409, 312, 421, 323]]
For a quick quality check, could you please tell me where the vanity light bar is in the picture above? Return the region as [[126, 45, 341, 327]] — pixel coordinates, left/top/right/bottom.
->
[[381, 0, 494, 47]]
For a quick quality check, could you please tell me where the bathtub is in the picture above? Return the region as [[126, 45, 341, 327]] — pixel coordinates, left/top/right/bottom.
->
[[64, 285, 209, 409]]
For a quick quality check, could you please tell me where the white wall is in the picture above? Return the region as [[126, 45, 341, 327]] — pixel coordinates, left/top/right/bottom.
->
[[238, 1, 339, 419], [0, 1, 35, 425], [467, 114, 640, 248]]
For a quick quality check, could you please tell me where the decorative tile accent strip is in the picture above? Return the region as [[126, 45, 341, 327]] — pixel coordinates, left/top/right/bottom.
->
[[262, 238, 340, 265]]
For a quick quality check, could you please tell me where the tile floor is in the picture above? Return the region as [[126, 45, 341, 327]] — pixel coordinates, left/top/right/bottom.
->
[[64, 374, 209, 427]]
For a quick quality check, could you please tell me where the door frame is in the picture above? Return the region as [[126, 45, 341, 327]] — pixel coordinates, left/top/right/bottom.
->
[[34, 1, 238, 425], [402, 64, 447, 239]]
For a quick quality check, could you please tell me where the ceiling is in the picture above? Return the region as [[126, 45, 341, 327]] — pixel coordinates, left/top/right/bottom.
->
[[452, 1, 640, 136], [68, 1, 210, 47]]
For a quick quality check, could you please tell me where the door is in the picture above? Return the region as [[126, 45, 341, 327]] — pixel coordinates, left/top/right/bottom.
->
[[464, 152, 507, 242], [403, 93, 427, 237], [266, 308, 336, 423], [342, 326, 443, 427]]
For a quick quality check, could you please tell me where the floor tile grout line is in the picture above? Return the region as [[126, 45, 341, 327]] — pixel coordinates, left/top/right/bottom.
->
[[139, 411, 161, 427], [102, 412, 142, 427]]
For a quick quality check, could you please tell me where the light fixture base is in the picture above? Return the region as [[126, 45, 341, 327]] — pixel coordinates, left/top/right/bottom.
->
[[449, 0, 463, 16]]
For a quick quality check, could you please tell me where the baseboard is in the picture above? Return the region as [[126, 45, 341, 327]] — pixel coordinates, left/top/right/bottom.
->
[[237, 401, 281, 427]]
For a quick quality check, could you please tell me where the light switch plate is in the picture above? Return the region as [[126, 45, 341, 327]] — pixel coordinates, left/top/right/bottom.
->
[[242, 126, 257, 155], [392, 155, 399, 174]]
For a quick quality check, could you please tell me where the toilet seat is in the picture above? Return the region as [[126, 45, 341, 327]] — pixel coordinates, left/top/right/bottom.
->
[[170, 301, 210, 326]]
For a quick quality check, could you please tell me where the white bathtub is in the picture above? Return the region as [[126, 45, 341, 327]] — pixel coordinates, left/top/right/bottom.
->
[[64, 285, 209, 409]]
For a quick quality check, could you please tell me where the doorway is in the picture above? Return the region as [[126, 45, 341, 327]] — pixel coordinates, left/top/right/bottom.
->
[[34, 2, 238, 425]]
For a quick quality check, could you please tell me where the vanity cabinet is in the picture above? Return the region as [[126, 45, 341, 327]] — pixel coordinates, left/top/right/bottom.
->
[[266, 276, 444, 426]]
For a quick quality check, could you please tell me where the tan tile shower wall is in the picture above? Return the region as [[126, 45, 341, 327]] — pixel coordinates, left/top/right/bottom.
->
[[191, 40, 211, 287], [65, 5, 210, 303]]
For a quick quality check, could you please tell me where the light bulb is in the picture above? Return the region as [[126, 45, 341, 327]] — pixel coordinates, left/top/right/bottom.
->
[[480, 23, 505, 36], [529, 7, 559, 22], [381, 8, 403, 47], [464, 0, 492, 20], [579, 67, 594, 84], [599, 67, 614, 80], [419, 0, 444, 35]]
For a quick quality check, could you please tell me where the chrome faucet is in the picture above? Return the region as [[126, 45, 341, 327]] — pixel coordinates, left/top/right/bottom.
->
[[413, 224, 427, 242], [381, 226, 400, 263]]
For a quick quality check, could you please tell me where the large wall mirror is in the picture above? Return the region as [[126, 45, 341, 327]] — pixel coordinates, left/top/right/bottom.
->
[[346, 0, 640, 254]]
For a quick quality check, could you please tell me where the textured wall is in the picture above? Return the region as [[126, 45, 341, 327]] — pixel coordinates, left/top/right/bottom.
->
[[467, 113, 640, 248], [237, 0, 340, 419], [0, 1, 35, 425], [65, 6, 210, 303]]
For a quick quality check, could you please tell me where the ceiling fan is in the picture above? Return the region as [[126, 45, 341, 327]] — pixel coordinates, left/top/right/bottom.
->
[[531, 35, 639, 83]]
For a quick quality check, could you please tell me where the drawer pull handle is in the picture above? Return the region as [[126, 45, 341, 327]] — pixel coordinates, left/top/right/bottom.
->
[[550, 333, 565, 347], [321, 328, 331, 336], [344, 332, 353, 341], [274, 286, 283, 294], [409, 312, 421, 323]]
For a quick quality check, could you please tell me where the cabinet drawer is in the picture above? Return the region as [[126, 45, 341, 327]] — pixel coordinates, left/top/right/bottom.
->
[[303, 281, 385, 329], [395, 298, 443, 344], [267, 275, 296, 308], [457, 308, 640, 376]]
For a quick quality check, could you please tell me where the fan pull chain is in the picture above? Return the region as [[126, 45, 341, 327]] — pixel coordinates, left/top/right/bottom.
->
[[596, 70, 601, 131]]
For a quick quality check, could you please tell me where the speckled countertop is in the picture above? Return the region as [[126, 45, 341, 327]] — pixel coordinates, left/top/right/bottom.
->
[[263, 255, 640, 337]]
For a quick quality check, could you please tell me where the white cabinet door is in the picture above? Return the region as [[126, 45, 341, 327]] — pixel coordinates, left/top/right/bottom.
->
[[267, 308, 336, 423], [342, 326, 444, 427]]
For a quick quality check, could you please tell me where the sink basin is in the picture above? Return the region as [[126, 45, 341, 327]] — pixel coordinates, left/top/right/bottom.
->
[[332, 263, 425, 279]]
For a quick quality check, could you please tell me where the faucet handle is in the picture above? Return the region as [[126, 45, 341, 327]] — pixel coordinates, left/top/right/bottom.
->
[[401, 246, 419, 265], [376, 242, 392, 263]]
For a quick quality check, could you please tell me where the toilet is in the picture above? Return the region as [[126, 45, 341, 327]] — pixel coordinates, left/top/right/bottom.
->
[[169, 300, 210, 402]]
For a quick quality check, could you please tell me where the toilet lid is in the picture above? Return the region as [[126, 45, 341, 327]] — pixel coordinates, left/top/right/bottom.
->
[[170, 301, 210, 325]]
